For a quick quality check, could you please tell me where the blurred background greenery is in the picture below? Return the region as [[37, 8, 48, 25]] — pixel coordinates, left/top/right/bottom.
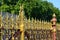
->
[[0, 0, 60, 23]]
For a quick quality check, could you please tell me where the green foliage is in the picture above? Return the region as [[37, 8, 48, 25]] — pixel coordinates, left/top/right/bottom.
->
[[0, 0, 60, 23]]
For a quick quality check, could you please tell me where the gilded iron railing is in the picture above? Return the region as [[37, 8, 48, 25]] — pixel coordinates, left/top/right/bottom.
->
[[0, 5, 60, 40]]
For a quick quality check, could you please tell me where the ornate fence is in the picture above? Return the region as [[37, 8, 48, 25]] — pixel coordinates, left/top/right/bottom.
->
[[0, 5, 60, 40]]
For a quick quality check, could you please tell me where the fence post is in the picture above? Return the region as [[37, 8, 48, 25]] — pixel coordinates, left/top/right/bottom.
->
[[11, 14, 14, 40], [19, 4, 24, 40], [0, 12, 3, 40], [51, 13, 57, 40], [0, 13, 1, 40]]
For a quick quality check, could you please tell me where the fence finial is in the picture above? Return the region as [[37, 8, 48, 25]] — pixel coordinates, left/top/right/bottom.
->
[[28, 17, 30, 22], [53, 13, 56, 17], [19, 4, 24, 16]]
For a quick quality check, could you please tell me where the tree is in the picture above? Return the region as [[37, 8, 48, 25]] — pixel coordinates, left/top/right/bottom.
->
[[0, 0, 60, 22]]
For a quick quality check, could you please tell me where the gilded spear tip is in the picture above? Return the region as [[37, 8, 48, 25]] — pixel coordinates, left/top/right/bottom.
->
[[20, 4, 24, 10], [19, 4, 24, 15]]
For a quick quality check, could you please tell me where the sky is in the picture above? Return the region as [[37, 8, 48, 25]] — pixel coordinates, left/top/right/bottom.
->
[[47, 0, 60, 9]]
